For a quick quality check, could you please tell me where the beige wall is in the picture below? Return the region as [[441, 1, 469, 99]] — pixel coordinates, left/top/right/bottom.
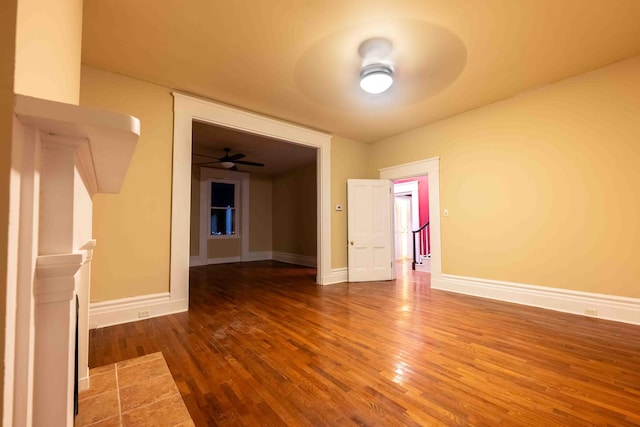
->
[[0, 0, 18, 416], [330, 136, 369, 269], [272, 163, 317, 256], [369, 56, 640, 298], [207, 238, 241, 259], [249, 174, 273, 252], [14, 0, 83, 104], [80, 66, 173, 302]]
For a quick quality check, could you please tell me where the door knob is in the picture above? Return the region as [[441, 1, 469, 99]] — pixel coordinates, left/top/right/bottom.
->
[[350, 241, 354, 245]]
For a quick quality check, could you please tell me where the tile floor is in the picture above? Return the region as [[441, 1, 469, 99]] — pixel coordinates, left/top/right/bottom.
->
[[77, 352, 194, 427]]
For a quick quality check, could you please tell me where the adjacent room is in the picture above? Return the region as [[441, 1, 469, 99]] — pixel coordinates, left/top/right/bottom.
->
[[3, 1, 640, 425]]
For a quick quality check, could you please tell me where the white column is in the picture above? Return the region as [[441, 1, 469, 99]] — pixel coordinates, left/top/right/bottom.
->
[[33, 254, 83, 427]]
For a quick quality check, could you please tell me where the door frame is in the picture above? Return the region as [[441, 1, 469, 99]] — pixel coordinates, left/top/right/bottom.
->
[[379, 158, 442, 279], [171, 93, 333, 308]]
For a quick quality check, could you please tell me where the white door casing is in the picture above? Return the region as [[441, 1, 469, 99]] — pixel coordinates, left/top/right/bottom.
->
[[379, 157, 441, 281], [347, 179, 395, 282]]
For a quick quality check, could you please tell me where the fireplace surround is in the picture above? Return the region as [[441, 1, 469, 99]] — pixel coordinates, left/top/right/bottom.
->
[[7, 94, 139, 426]]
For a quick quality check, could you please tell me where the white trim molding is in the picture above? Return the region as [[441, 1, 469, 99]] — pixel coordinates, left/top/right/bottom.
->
[[272, 252, 317, 268], [207, 256, 242, 265], [243, 251, 273, 262], [433, 274, 640, 326], [323, 268, 349, 285], [89, 293, 188, 329]]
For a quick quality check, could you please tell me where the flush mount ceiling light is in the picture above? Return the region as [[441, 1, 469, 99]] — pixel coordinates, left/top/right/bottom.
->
[[360, 64, 394, 94], [358, 37, 394, 95]]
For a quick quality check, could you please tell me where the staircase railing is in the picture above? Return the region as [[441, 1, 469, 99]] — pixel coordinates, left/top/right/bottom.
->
[[412, 221, 430, 270]]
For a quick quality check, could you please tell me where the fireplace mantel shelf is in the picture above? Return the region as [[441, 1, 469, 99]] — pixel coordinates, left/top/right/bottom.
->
[[14, 94, 140, 194]]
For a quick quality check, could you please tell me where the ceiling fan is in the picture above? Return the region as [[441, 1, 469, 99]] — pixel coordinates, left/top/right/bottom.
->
[[193, 147, 265, 171]]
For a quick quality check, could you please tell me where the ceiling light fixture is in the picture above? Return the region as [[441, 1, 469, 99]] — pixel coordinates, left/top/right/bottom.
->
[[358, 37, 394, 95], [360, 64, 394, 94], [220, 161, 234, 168]]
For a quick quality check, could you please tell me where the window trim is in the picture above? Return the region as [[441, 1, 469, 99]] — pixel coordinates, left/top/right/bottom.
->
[[198, 167, 250, 263], [208, 179, 240, 239]]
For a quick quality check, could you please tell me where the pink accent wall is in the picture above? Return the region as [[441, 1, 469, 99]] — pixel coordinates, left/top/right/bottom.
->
[[395, 176, 430, 253]]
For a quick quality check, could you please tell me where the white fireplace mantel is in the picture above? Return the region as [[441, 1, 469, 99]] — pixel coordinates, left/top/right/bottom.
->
[[15, 94, 140, 194], [8, 94, 140, 427]]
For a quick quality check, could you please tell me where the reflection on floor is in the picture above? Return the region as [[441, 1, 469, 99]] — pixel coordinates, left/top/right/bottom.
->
[[77, 352, 194, 427]]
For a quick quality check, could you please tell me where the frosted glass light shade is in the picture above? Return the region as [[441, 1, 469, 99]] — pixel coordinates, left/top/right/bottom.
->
[[360, 65, 393, 94], [220, 161, 234, 168]]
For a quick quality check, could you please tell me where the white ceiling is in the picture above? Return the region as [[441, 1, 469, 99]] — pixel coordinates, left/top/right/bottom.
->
[[82, 0, 640, 144]]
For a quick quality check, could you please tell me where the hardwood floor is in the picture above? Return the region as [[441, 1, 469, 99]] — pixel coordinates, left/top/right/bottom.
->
[[89, 261, 640, 426]]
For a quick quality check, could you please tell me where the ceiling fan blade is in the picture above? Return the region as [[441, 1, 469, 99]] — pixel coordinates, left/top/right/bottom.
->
[[230, 165, 239, 171], [194, 161, 221, 166], [235, 160, 264, 167], [229, 153, 245, 161], [192, 153, 220, 160]]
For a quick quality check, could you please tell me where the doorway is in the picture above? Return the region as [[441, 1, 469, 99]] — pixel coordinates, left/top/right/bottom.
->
[[170, 93, 333, 314], [379, 158, 442, 282]]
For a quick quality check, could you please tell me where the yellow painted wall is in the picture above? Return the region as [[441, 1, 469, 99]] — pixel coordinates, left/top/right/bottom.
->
[[369, 56, 640, 298], [0, 0, 18, 416], [14, 0, 83, 104], [272, 163, 317, 257], [249, 174, 273, 252], [80, 66, 173, 302], [330, 136, 369, 269]]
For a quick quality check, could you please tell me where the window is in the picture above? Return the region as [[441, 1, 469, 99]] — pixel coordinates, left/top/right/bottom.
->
[[210, 181, 238, 236]]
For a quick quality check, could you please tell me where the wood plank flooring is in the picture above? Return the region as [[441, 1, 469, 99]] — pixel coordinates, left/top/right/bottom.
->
[[89, 261, 640, 426]]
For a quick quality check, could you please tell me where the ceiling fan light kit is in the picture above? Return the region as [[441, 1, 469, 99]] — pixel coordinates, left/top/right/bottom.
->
[[358, 37, 394, 95], [360, 64, 394, 94], [194, 147, 265, 172]]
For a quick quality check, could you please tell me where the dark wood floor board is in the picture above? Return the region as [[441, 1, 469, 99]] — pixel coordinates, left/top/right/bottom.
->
[[89, 261, 640, 426]]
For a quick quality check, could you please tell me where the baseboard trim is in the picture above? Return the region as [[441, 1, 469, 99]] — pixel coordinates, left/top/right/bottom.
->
[[89, 292, 188, 328], [272, 251, 317, 268], [189, 256, 205, 267], [432, 274, 640, 325], [207, 256, 241, 265], [322, 268, 348, 285], [242, 251, 273, 262], [78, 375, 89, 392]]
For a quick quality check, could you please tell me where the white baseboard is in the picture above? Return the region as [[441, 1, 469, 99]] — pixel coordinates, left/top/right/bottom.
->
[[89, 292, 188, 328], [207, 256, 241, 265], [189, 256, 205, 267], [272, 251, 317, 268], [322, 268, 348, 285], [242, 251, 273, 262], [78, 375, 89, 392], [432, 274, 640, 326]]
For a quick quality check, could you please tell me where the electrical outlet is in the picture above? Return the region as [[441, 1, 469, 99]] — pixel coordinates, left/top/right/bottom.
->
[[584, 309, 598, 316], [138, 310, 150, 318]]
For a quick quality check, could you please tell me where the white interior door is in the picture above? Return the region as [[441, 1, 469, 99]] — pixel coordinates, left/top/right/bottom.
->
[[347, 179, 395, 282], [395, 196, 412, 259]]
